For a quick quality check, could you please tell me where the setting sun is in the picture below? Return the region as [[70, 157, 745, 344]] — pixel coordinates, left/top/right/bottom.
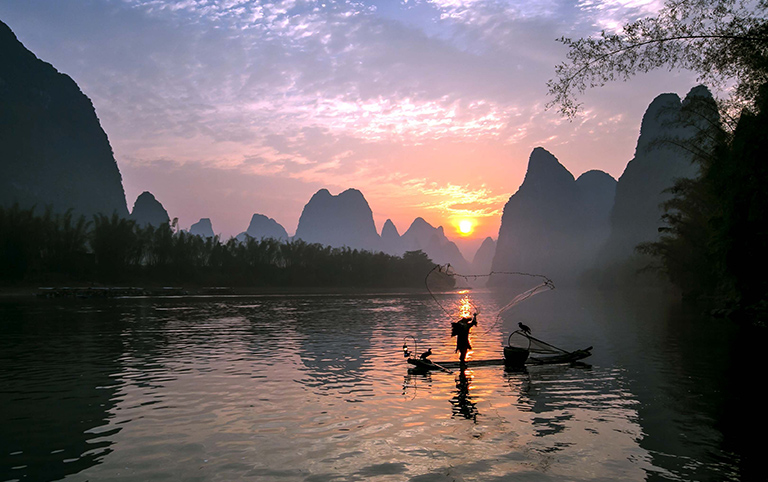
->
[[459, 219, 474, 235]]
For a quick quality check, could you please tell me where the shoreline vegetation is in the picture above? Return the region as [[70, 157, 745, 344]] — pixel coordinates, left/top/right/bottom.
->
[[0, 204, 455, 294], [0, 284, 438, 300]]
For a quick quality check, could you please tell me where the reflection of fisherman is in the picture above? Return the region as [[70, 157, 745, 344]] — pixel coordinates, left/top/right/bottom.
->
[[451, 369, 478, 421], [451, 313, 477, 364]]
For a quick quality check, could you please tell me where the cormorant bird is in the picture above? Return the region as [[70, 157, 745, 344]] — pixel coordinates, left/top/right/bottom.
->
[[420, 348, 432, 360], [518, 322, 531, 335]]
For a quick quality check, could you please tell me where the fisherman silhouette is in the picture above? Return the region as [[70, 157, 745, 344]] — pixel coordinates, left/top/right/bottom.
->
[[451, 313, 477, 364], [518, 321, 531, 335]]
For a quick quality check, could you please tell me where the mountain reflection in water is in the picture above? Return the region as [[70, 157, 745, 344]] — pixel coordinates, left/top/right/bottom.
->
[[0, 288, 760, 481]]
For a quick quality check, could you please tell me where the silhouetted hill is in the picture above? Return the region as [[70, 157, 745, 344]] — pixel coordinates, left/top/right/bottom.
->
[[129, 192, 170, 228], [575, 170, 617, 263], [189, 218, 215, 238], [236, 213, 288, 241], [400, 217, 469, 273], [491, 147, 616, 284], [294, 188, 380, 251], [471, 237, 496, 275], [599, 88, 706, 276], [0, 20, 128, 218], [380, 219, 403, 255], [577, 170, 617, 228]]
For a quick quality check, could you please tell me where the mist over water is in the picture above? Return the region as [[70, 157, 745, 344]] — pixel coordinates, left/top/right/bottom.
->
[[0, 288, 753, 481]]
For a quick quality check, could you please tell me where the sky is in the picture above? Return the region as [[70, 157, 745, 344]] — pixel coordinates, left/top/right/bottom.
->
[[0, 0, 701, 258]]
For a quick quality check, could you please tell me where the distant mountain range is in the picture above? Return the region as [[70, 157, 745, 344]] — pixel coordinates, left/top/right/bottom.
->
[[292, 188, 472, 272], [491, 86, 711, 285], [1, 20, 710, 284]]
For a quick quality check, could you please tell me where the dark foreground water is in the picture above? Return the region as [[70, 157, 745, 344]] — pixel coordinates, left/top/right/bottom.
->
[[0, 287, 763, 481]]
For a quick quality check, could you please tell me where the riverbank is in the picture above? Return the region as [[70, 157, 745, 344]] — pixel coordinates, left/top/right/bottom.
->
[[0, 283, 432, 300]]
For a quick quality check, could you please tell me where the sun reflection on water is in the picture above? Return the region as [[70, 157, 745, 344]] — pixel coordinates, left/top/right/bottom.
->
[[0, 290, 734, 482]]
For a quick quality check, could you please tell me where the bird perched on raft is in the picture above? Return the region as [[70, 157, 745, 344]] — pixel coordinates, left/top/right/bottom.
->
[[518, 322, 531, 335], [420, 348, 432, 360]]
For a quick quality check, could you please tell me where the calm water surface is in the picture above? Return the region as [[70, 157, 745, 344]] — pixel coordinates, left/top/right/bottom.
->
[[0, 288, 761, 481]]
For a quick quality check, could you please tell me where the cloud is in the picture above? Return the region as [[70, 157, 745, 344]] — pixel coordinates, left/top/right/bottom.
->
[[399, 179, 511, 218], [16, 0, 660, 164], [3, 0, 678, 150], [575, 0, 664, 32], [105, 1, 556, 133], [0, 0, 700, 242]]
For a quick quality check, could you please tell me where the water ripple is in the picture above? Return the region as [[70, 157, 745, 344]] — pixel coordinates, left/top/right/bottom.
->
[[0, 291, 746, 482]]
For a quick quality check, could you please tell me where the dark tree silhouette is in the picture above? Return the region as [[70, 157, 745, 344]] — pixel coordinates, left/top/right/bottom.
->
[[549, 0, 768, 320], [90, 213, 138, 282], [1, 203, 455, 290], [640, 84, 768, 316], [548, 0, 768, 118]]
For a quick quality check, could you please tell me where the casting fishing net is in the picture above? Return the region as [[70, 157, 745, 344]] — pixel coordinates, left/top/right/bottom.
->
[[424, 264, 555, 335]]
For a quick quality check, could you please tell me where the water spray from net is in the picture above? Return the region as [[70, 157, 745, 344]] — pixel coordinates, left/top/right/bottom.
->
[[424, 264, 555, 336]]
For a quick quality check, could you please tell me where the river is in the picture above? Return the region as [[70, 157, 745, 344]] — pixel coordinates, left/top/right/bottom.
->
[[0, 287, 761, 481]]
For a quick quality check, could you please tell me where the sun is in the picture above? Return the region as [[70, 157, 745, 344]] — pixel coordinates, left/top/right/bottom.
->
[[459, 219, 474, 235]]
